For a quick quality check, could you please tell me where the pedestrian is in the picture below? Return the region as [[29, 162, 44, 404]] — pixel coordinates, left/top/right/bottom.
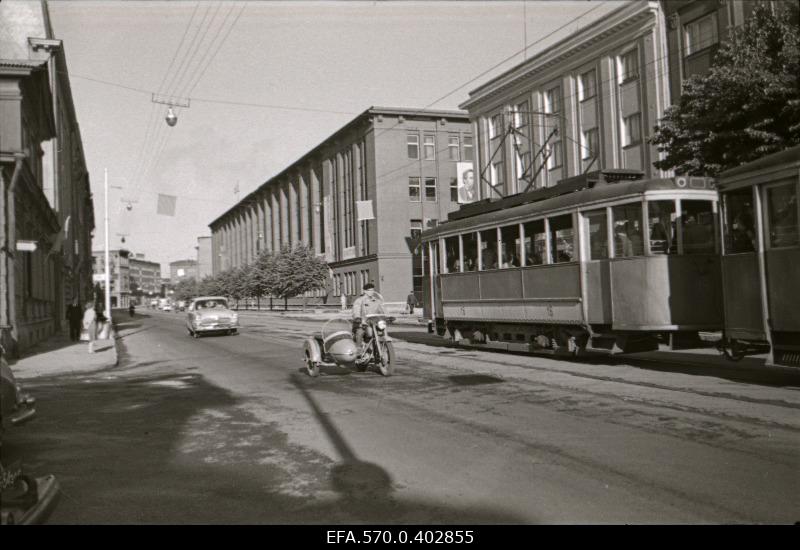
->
[[82, 301, 97, 354], [340, 292, 347, 311], [128, 302, 135, 318], [66, 299, 83, 342], [406, 291, 417, 315]]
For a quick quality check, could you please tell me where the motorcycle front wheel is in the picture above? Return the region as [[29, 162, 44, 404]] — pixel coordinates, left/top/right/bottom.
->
[[378, 341, 395, 377]]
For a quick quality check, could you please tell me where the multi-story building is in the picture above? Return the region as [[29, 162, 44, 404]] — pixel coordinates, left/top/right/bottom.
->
[[129, 253, 161, 302], [209, 107, 472, 304], [660, 0, 783, 102], [460, 1, 672, 198], [170, 259, 198, 282], [92, 249, 130, 308], [1, 0, 95, 354], [196, 236, 212, 280]]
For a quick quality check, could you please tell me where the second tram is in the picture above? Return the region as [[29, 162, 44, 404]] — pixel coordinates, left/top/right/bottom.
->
[[420, 170, 722, 356]]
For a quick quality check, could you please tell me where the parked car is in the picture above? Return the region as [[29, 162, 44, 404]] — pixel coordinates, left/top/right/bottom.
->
[[0, 344, 36, 443], [186, 297, 239, 338], [162, 303, 172, 312]]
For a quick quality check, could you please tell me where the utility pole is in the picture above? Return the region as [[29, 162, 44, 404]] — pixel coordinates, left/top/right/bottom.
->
[[104, 168, 111, 321]]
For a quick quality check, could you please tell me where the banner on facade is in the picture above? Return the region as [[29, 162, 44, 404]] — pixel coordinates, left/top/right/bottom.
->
[[456, 162, 477, 204], [157, 194, 177, 216], [356, 200, 374, 221]]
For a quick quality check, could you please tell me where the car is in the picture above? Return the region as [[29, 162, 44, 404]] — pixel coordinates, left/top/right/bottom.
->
[[1, 344, 36, 445], [186, 296, 239, 338], [162, 303, 172, 312]]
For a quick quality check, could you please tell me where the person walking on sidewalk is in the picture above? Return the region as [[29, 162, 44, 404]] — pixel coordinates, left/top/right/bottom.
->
[[66, 300, 83, 341], [82, 301, 97, 354], [406, 291, 417, 315]]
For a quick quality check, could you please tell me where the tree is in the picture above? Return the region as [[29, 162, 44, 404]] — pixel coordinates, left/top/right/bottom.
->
[[650, 3, 800, 176], [172, 277, 198, 302], [268, 245, 329, 310]]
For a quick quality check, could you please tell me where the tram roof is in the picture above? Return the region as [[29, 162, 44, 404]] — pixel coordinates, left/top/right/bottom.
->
[[718, 145, 800, 186], [421, 174, 710, 240]]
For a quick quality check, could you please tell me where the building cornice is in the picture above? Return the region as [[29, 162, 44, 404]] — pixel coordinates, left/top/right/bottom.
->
[[460, 1, 660, 111]]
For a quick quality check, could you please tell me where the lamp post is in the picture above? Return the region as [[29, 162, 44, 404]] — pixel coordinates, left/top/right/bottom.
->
[[103, 169, 123, 323]]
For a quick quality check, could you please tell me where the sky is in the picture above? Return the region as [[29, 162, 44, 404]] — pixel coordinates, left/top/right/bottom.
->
[[46, 0, 628, 274]]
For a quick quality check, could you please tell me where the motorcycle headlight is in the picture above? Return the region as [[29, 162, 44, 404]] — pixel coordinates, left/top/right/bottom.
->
[[377, 320, 387, 331]]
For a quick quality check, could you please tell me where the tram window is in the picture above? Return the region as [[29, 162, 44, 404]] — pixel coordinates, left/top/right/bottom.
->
[[612, 203, 644, 257], [647, 201, 676, 254], [723, 188, 756, 254], [444, 236, 460, 273], [499, 224, 521, 267], [479, 229, 499, 270], [767, 183, 799, 247], [523, 219, 546, 265], [549, 215, 574, 263], [681, 200, 715, 254], [462, 232, 478, 271], [584, 209, 608, 260]]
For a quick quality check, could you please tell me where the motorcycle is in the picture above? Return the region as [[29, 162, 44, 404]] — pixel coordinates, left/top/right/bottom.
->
[[302, 313, 396, 377]]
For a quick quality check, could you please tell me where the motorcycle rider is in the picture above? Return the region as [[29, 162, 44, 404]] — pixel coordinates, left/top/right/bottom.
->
[[351, 282, 384, 348]]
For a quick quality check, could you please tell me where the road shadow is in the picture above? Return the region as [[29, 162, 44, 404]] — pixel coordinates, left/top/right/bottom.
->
[[3, 368, 528, 524]]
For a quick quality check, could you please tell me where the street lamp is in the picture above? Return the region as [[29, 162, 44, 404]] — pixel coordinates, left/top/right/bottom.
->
[[165, 106, 178, 127]]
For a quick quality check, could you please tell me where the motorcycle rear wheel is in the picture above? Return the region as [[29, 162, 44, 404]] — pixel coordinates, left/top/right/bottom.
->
[[378, 341, 395, 377]]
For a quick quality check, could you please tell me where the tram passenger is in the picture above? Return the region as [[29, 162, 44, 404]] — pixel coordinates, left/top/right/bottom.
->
[[732, 209, 756, 252], [683, 214, 713, 253]]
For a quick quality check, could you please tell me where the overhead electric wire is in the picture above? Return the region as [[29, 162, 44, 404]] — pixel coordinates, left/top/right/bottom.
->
[[180, 2, 247, 99], [160, 1, 215, 99], [156, 1, 201, 95], [169, 2, 225, 99]]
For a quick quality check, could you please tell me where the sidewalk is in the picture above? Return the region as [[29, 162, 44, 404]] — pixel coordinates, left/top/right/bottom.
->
[[11, 326, 118, 381]]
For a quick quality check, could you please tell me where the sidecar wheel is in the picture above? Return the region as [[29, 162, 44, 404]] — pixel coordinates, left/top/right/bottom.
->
[[378, 341, 395, 377], [305, 351, 319, 377]]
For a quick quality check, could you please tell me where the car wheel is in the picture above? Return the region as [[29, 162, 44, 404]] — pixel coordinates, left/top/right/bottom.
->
[[193, 331, 200, 339]]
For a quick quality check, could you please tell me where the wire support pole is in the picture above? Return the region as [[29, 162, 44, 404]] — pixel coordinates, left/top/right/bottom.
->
[[151, 93, 190, 108]]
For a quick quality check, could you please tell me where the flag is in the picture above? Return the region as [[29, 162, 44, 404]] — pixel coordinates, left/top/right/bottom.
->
[[356, 200, 374, 221], [47, 215, 70, 257], [157, 194, 177, 216]]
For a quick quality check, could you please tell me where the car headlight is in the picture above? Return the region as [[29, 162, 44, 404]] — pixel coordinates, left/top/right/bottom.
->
[[231, 314, 238, 322], [377, 320, 386, 330]]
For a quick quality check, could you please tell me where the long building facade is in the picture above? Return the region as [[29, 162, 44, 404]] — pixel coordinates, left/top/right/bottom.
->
[[1, 0, 95, 354], [92, 249, 131, 308], [209, 107, 472, 304], [129, 253, 161, 300]]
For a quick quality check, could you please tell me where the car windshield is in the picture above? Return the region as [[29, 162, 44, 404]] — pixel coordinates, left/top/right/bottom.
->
[[196, 300, 227, 310]]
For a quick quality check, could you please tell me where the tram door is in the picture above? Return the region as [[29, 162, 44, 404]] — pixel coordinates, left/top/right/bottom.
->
[[720, 187, 765, 341]]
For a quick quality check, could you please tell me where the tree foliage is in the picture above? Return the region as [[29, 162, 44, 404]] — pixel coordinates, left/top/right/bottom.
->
[[172, 277, 198, 302], [192, 246, 329, 308], [650, 3, 800, 176]]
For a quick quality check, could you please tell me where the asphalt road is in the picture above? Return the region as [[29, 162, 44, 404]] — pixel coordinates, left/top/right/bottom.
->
[[3, 310, 799, 524]]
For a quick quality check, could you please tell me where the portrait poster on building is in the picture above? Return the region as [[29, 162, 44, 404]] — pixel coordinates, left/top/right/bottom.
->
[[457, 162, 477, 204]]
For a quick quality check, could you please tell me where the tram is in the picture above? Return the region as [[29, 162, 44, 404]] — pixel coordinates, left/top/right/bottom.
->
[[420, 169, 722, 356], [716, 146, 800, 367]]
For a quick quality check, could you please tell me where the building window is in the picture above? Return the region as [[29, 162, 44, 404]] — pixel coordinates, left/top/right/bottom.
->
[[448, 136, 460, 161], [546, 141, 562, 170], [515, 101, 529, 129], [579, 69, 597, 101], [491, 161, 504, 193], [450, 177, 459, 202], [581, 127, 599, 159], [424, 135, 436, 160], [409, 177, 421, 201], [622, 113, 642, 147], [490, 114, 503, 139], [684, 13, 718, 57], [544, 87, 560, 115], [407, 134, 419, 159], [463, 136, 473, 161], [424, 177, 437, 202], [618, 48, 639, 83]]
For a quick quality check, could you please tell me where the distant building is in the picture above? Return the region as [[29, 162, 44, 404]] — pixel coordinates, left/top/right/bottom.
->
[[196, 236, 212, 280], [92, 249, 130, 308], [209, 106, 472, 303], [170, 259, 198, 282], [0, 0, 95, 353], [129, 253, 161, 302]]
